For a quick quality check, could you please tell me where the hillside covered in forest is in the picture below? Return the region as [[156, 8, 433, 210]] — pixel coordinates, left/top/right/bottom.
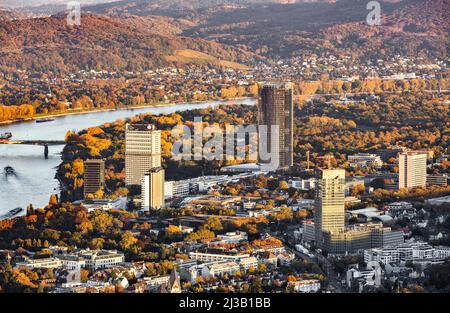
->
[[89, 0, 449, 60], [0, 0, 447, 74], [0, 13, 259, 74]]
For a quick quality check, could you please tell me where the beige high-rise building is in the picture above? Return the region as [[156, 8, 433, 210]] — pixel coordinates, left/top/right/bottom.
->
[[141, 167, 165, 210], [314, 168, 346, 248], [398, 152, 427, 189], [125, 124, 161, 185], [83, 159, 105, 198], [258, 82, 294, 170]]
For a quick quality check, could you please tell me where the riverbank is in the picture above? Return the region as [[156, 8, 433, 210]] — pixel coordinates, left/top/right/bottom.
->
[[0, 98, 257, 213], [0, 97, 253, 126], [56, 100, 258, 203]]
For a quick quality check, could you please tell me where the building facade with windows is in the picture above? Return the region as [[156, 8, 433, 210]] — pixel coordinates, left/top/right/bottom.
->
[[83, 159, 105, 198], [125, 124, 161, 185], [348, 153, 383, 168], [314, 169, 346, 249], [398, 152, 427, 189], [142, 167, 165, 210], [77, 249, 125, 270], [258, 82, 294, 170], [287, 280, 321, 293], [323, 223, 404, 255], [15, 257, 63, 269], [189, 252, 250, 263], [426, 174, 448, 186]]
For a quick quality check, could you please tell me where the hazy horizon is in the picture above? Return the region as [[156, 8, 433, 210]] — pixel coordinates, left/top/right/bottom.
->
[[0, 0, 118, 9]]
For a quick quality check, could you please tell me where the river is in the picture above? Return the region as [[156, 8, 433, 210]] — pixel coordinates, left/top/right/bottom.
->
[[0, 98, 255, 215]]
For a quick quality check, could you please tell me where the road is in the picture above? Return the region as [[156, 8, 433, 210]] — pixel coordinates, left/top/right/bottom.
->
[[316, 253, 344, 293], [278, 233, 344, 293]]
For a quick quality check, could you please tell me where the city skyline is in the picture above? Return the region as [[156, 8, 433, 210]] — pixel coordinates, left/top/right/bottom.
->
[[0, 0, 448, 299]]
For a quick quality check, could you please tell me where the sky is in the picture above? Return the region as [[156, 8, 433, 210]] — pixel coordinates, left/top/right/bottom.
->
[[0, 0, 118, 8]]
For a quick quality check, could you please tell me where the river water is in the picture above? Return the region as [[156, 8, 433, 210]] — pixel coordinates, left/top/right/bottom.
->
[[0, 98, 255, 215]]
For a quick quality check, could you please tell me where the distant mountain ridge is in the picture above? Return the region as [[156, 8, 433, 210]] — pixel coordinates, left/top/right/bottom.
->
[[85, 0, 336, 16], [85, 0, 448, 61], [0, 0, 446, 75], [1, 0, 335, 14], [150, 0, 448, 60]]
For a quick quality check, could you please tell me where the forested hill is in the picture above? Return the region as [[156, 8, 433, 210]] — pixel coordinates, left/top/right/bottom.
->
[[1, 0, 446, 75], [0, 13, 259, 74], [87, 0, 449, 60]]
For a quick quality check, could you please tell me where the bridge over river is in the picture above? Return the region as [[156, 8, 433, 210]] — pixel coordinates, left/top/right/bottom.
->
[[0, 140, 66, 146], [0, 139, 66, 158]]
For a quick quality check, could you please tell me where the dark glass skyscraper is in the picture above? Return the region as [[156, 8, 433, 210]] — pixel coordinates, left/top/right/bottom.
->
[[258, 82, 294, 170], [83, 159, 105, 198]]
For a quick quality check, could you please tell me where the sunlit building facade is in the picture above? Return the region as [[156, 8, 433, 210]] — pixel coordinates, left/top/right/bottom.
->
[[141, 167, 165, 210], [398, 152, 427, 189], [125, 124, 161, 185], [314, 169, 346, 248]]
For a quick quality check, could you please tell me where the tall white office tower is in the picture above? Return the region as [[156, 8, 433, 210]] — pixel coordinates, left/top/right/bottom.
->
[[125, 124, 161, 185], [399, 152, 427, 189]]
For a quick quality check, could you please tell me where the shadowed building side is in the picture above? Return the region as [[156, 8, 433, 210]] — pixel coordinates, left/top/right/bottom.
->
[[83, 159, 105, 199], [141, 167, 165, 211], [258, 82, 294, 170]]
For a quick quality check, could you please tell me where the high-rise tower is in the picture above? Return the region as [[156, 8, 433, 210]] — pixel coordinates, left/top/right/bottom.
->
[[83, 159, 105, 198], [314, 168, 346, 248], [141, 167, 165, 210], [125, 124, 161, 186], [258, 82, 294, 170], [399, 151, 427, 189]]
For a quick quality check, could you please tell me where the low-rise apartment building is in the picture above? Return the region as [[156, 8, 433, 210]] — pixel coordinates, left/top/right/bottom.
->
[[58, 255, 86, 271], [208, 231, 248, 246], [426, 174, 448, 186], [189, 252, 250, 263], [364, 242, 450, 265], [348, 153, 383, 168], [239, 257, 259, 271], [323, 223, 404, 254], [76, 249, 125, 270], [15, 257, 63, 269], [287, 279, 321, 293], [202, 261, 241, 278]]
